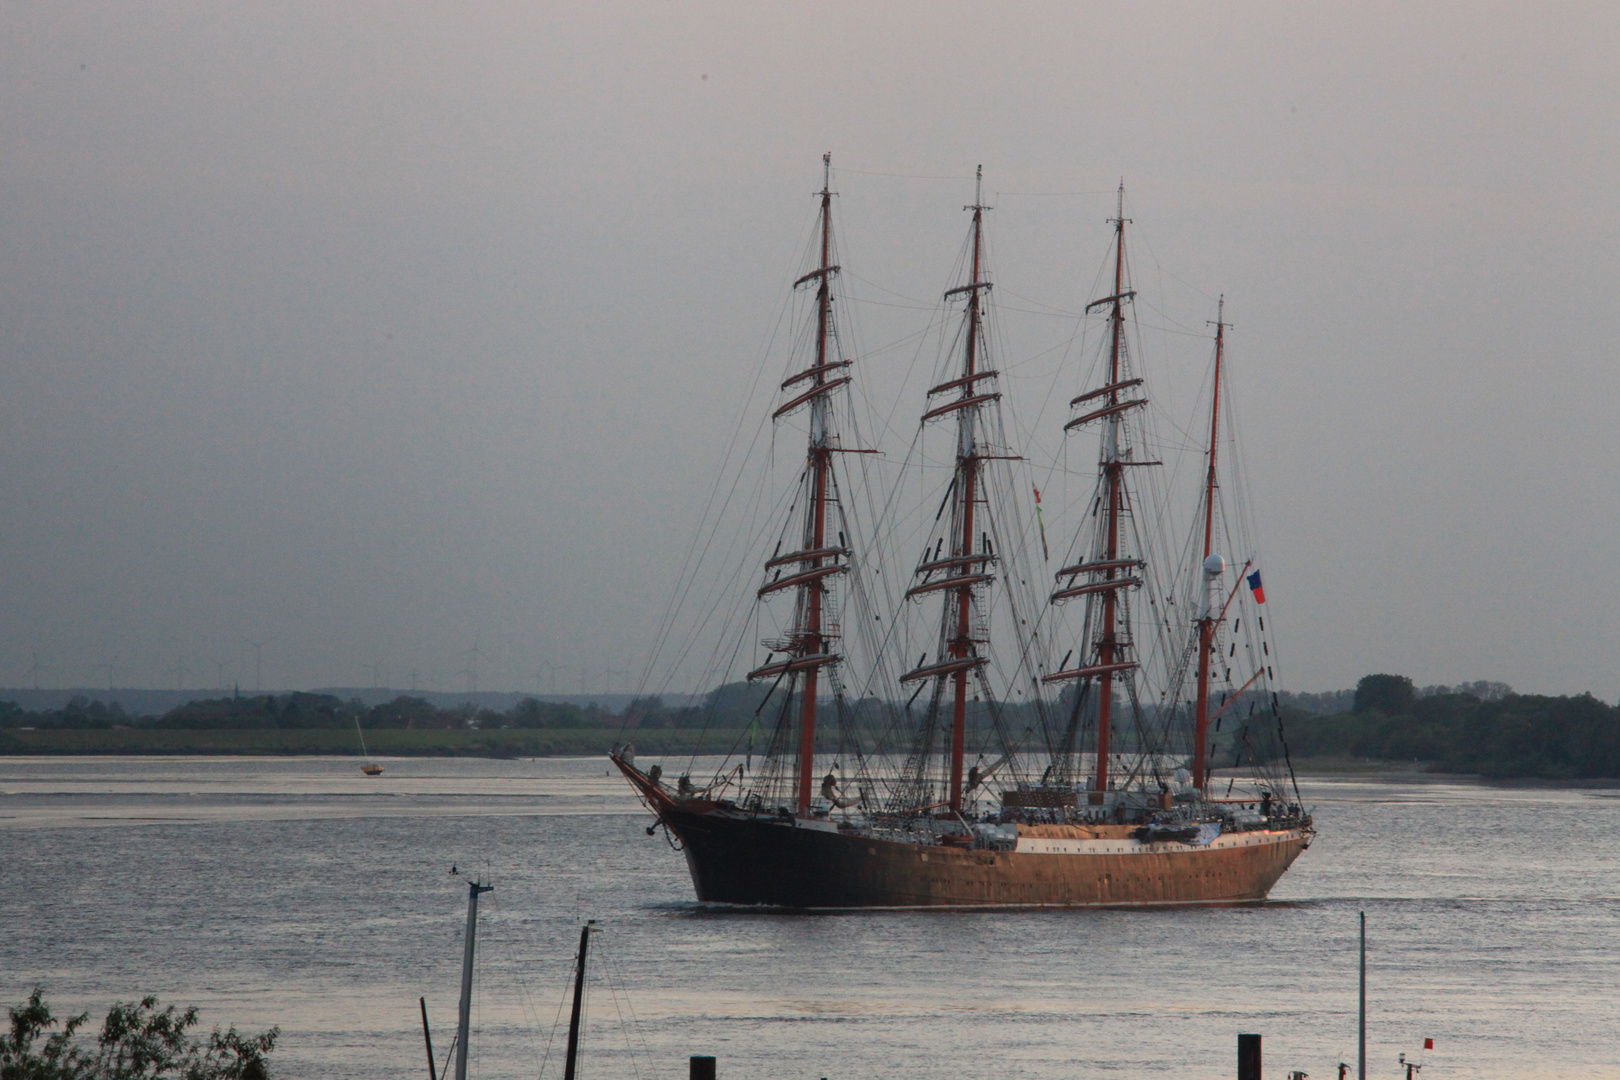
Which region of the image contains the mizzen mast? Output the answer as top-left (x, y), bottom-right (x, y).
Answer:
top-left (1192, 297), bottom-right (1229, 791)
top-left (900, 166), bottom-right (1000, 816)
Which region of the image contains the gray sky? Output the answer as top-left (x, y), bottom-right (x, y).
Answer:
top-left (2, 3), bottom-right (1617, 698)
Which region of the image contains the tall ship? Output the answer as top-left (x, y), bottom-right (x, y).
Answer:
top-left (612, 158), bottom-right (1311, 908)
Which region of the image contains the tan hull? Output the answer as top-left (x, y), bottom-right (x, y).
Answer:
top-left (665, 805), bottom-right (1310, 908)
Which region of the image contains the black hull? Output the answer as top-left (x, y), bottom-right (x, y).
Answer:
top-left (662, 805), bottom-right (1308, 909)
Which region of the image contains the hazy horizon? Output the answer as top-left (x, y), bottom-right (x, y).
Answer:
top-left (4, 4), bottom-right (1617, 699)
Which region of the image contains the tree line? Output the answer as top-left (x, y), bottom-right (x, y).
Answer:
top-left (1281, 674), bottom-right (1620, 779)
top-left (6, 674), bottom-right (1620, 779)
top-left (0, 683), bottom-right (780, 733)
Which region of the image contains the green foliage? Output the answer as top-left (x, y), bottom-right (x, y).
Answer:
top-left (1, 988), bottom-right (277, 1080)
top-left (1287, 677), bottom-right (1620, 778)
top-left (155, 693), bottom-right (362, 731)
top-left (1449, 693), bottom-right (1620, 779)
top-left (491, 698), bottom-right (591, 729)
top-left (0, 693), bottom-right (625, 734)
top-left (1353, 674), bottom-right (1417, 716)
top-left (363, 696), bottom-right (469, 730)
top-left (0, 697), bottom-right (132, 731)
top-left (701, 682), bottom-right (771, 727)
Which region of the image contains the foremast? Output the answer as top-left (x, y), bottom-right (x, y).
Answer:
top-left (1045, 183), bottom-right (1146, 797)
top-left (898, 167), bottom-right (1008, 817)
top-left (748, 153), bottom-right (850, 814)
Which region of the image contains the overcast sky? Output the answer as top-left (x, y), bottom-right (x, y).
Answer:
top-left (2, 3), bottom-right (1617, 698)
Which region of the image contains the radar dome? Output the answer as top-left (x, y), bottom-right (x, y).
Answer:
top-left (1203, 553), bottom-right (1226, 576)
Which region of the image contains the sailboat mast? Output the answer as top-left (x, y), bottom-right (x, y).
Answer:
top-left (1093, 184), bottom-right (1128, 795)
top-left (562, 922), bottom-right (591, 1080)
top-left (795, 152), bottom-right (835, 814)
top-left (453, 877), bottom-right (492, 1080)
top-left (1193, 297), bottom-right (1226, 789)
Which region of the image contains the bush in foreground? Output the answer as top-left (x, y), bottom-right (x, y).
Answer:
top-left (1, 988), bottom-right (277, 1080)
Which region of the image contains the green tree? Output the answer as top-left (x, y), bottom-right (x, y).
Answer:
top-left (1353, 674), bottom-right (1416, 716)
top-left (1, 988), bottom-right (277, 1080)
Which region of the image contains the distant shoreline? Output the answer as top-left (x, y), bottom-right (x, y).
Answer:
top-left (5, 731), bottom-right (1620, 785)
top-left (0, 726), bottom-right (636, 757)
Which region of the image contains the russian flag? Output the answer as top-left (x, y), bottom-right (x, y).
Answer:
top-left (1247, 570), bottom-right (1266, 604)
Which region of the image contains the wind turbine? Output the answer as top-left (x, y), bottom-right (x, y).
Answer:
top-left (168, 654), bottom-right (194, 691)
top-left (539, 661), bottom-right (567, 696)
top-left (459, 637), bottom-right (482, 696)
top-left (206, 655), bottom-right (233, 692)
top-left (28, 653), bottom-right (49, 691)
top-left (363, 659), bottom-right (386, 690)
top-left (242, 638), bottom-right (273, 694)
top-left (94, 652), bottom-right (120, 693)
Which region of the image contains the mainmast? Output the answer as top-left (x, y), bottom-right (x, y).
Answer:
top-left (1044, 182), bottom-right (1144, 798)
top-left (1193, 297), bottom-right (1228, 790)
top-left (1093, 187), bottom-right (1128, 795)
top-left (749, 153), bottom-right (849, 815)
top-left (796, 154), bottom-right (835, 815)
top-left (901, 166), bottom-right (999, 816)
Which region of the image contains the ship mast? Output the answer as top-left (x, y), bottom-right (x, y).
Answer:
top-left (1092, 185), bottom-right (1129, 795)
top-left (899, 166), bottom-right (999, 816)
top-left (793, 154), bottom-right (835, 814)
top-left (1043, 181), bottom-right (1144, 798)
top-left (1193, 297), bottom-right (1228, 790)
top-left (744, 154), bottom-right (851, 815)
top-left (947, 167), bottom-right (988, 814)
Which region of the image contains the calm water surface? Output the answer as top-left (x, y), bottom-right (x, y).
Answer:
top-left (2, 756), bottom-right (1617, 1079)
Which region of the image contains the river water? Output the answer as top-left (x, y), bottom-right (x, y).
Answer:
top-left (2, 756), bottom-right (1617, 1080)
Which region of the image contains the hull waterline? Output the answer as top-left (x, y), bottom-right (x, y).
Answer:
top-left (615, 756), bottom-right (1309, 910)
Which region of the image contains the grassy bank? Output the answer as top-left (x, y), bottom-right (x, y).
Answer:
top-left (0, 726), bottom-right (736, 757)
top-left (0, 728), bottom-right (1485, 775)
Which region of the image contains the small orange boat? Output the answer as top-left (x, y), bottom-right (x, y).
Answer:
top-left (354, 717), bottom-right (384, 776)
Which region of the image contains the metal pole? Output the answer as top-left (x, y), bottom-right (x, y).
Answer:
top-left (1238, 1033), bottom-right (1262, 1080)
top-left (1359, 909), bottom-right (1367, 1080)
top-left (420, 997), bottom-right (437, 1080)
top-left (455, 879), bottom-right (493, 1080)
top-left (563, 923), bottom-right (593, 1080)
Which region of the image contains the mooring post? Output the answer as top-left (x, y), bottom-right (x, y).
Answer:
top-left (689, 1055), bottom-right (716, 1080)
top-left (1239, 1033), bottom-right (1262, 1080)
top-left (1359, 910), bottom-right (1367, 1080)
